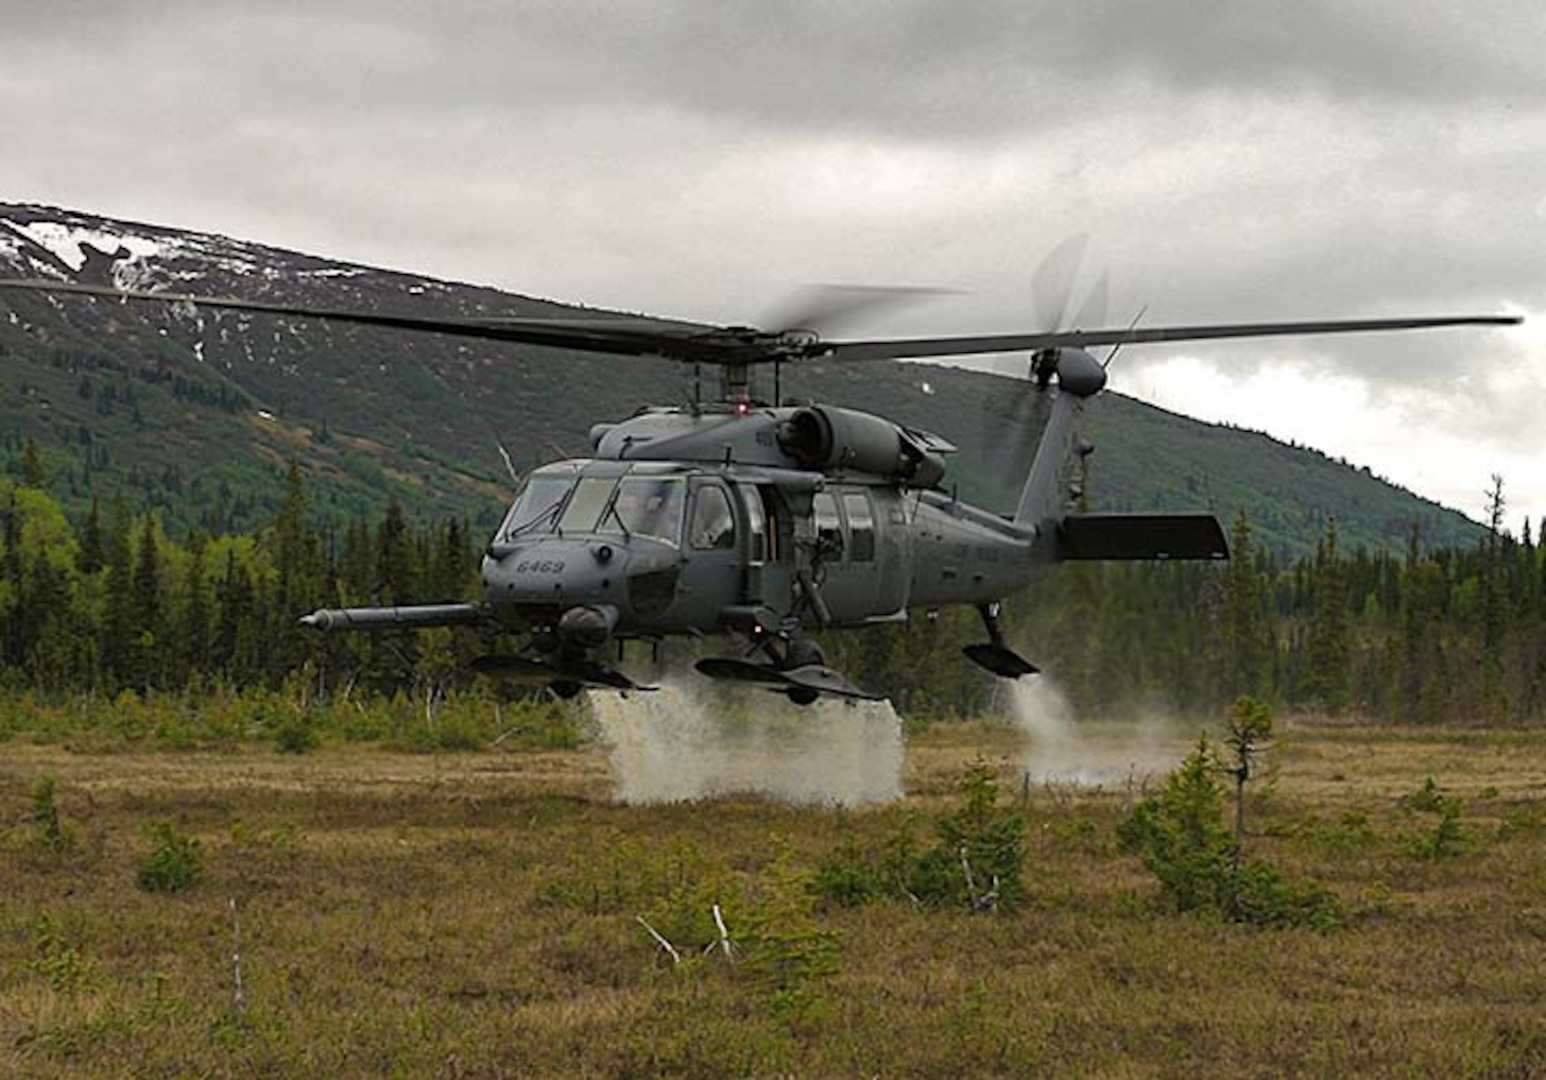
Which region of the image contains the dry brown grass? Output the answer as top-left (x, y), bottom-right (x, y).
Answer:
top-left (3, 717), bottom-right (1545, 1078)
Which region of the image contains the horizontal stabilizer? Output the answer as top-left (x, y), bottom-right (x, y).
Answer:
top-left (1059, 514), bottom-right (1229, 561)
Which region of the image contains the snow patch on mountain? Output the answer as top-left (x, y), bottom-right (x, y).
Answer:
top-left (2, 211), bottom-right (276, 291)
top-left (9, 220), bottom-right (169, 272)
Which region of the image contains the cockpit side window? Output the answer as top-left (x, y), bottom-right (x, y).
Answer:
top-left (607, 477), bottom-right (686, 543)
top-left (500, 474), bottom-right (577, 538)
top-left (689, 485), bottom-right (736, 550)
top-left (813, 491), bottom-right (844, 558)
top-left (557, 477), bottom-right (619, 533)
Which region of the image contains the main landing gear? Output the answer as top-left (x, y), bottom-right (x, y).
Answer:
top-left (962, 602), bottom-right (1039, 679)
top-left (695, 628), bottom-right (881, 705)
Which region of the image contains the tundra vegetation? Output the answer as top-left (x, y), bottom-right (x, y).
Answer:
top-left (3, 715), bottom-right (1546, 1077)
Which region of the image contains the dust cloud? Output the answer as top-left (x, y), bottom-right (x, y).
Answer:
top-left (588, 677), bottom-right (904, 806)
top-left (1002, 678), bottom-right (1194, 788)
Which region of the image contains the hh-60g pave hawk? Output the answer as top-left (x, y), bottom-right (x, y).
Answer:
top-left (0, 272), bottom-right (1520, 704)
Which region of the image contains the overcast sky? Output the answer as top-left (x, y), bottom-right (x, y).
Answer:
top-left (7, 0), bottom-right (1543, 532)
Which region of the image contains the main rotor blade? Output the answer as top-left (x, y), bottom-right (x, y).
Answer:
top-left (825, 314), bottom-right (1522, 363)
top-left (0, 277), bottom-right (1520, 368)
top-left (0, 278), bottom-right (734, 362)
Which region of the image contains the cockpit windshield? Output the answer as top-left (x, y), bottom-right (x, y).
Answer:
top-left (605, 477), bottom-right (686, 543)
top-left (498, 469), bottom-right (579, 539)
top-left (494, 465), bottom-right (688, 544)
top-left (557, 477), bottom-right (619, 533)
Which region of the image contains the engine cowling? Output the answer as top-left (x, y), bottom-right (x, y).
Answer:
top-left (777, 405), bottom-right (945, 488)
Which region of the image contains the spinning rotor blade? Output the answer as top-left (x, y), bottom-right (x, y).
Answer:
top-left (1032, 234), bottom-right (1090, 333)
top-left (762, 283), bottom-right (952, 338)
top-left (1072, 270), bottom-right (1109, 334)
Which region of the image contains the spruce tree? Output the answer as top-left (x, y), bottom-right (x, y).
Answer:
top-left (1303, 518), bottom-right (1350, 714)
top-left (375, 499), bottom-right (416, 604)
top-left (102, 498), bottom-right (135, 688)
top-left (19, 438), bottom-right (44, 489)
top-left (1223, 511), bottom-right (1267, 700)
top-left (131, 516), bottom-right (162, 690)
top-left (77, 495), bottom-right (105, 575)
top-left (1480, 475), bottom-right (1508, 721)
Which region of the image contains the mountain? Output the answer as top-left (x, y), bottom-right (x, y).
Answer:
top-left (0, 202), bottom-right (1483, 557)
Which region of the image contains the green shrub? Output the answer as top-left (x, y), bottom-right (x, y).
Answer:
top-left (1399, 777), bottom-right (1468, 859)
top-left (1231, 860), bottom-right (1344, 931)
top-left (741, 846), bottom-right (842, 1023)
top-left (1402, 805), bottom-right (1468, 859)
top-left (273, 710), bottom-right (320, 754)
top-left (814, 762), bottom-right (1026, 912)
top-left (137, 822), bottom-right (204, 893)
top-left (932, 761), bottom-right (1026, 910)
top-left (29, 912), bottom-right (98, 995)
top-left (1120, 736), bottom-right (1341, 929)
top-left (1401, 776), bottom-right (1457, 815)
top-left (1117, 737), bottom-right (1233, 913)
top-left (31, 775), bottom-right (72, 854)
top-left (811, 838), bottom-right (892, 907)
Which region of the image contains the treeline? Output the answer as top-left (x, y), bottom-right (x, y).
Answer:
top-left (0, 457), bottom-right (488, 698)
top-left (2, 457), bottom-right (1543, 724)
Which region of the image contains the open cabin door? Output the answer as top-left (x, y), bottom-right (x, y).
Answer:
top-left (738, 482), bottom-right (793, 616)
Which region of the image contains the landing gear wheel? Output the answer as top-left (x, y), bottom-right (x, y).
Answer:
top-left (786, 686), bottom-right (820, 707)
top-left (784, 637), bottom-right (825, 669)
top-left (550, 680), bottom-right (583, 700)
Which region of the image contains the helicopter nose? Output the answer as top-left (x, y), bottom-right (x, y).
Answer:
top-left (483, 540), bottom-right (623, 606)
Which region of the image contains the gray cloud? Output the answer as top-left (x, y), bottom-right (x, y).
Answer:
top-left (17, 2), bottom-right (1546, 132)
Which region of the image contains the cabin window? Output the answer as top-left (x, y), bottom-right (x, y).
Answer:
top-left (607, 477), bottom-right (686, 543)
top-left (843, 492), bottom-right (875, 562)
top-left (813, 492), bottom-right (844, 558)
top-left (557, 477), bottom-right (618, 533)
top-left (689, 485), bottom-right (736, 550)
top-left (501, 473), bottom-right (577, 537)
top-left (738, 483), bottom-right (767, 562)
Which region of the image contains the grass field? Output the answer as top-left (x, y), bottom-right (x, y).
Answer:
top-left (3, 704), bottom-right (1546, 1078)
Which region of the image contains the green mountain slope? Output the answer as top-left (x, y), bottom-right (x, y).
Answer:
top-left (0, 203), bottom-right (1482, 556)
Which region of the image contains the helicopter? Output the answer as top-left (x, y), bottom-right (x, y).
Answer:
top-left (0, 274), bottom-right (1521, 704)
